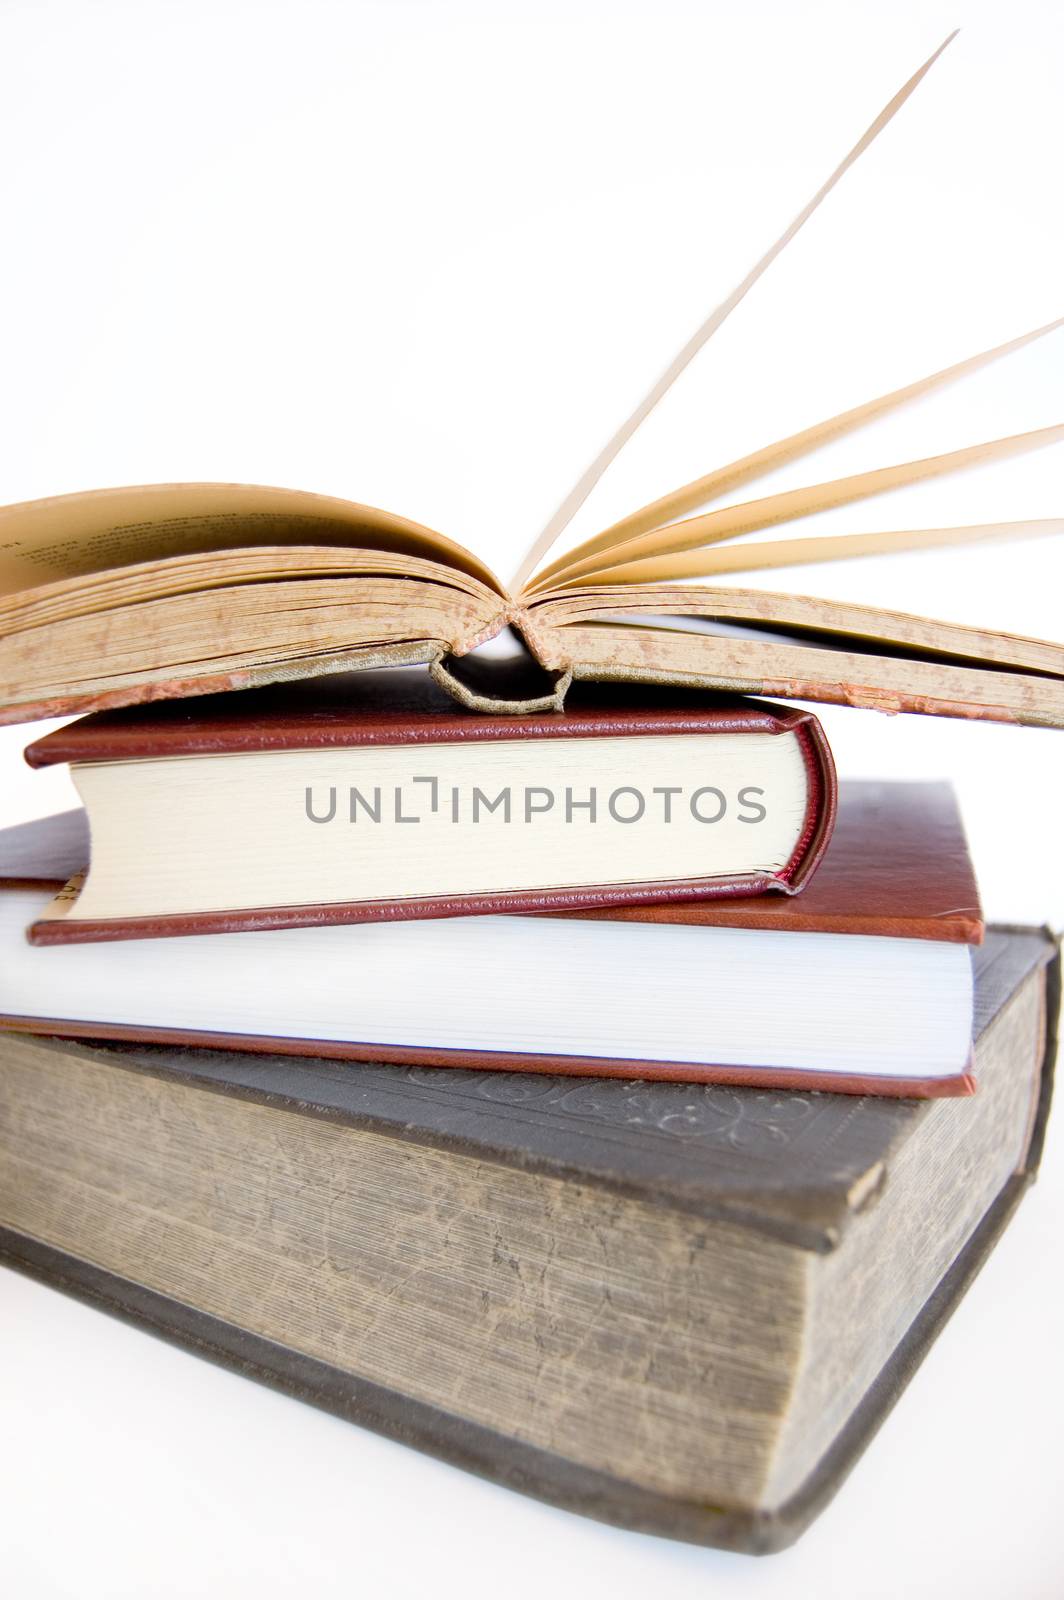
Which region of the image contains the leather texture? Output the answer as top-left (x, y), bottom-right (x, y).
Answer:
top-left (24, 677), bottom-right (837, 942)
top-left (571, 778), bottom-right (983, 944)
top-left (10, 779), bottom-right (976, 954)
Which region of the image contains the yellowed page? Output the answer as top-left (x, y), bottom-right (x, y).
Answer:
top-left (530, 613), bottom-right (1064, 727)
top-left (531, 583), bottom-right (1064, 676)
top-left (0, 546), bottom-right (494, 634)
top-left (531, 423), bottom-right (1064, 591)
top-left (0, 575), bottom-right (497, 725)
top-left (0, 482), bottom-right (504, 597)
top-left (544, 518), bottom-right (1064, 587)
top-left (531, 316), bottom-right (1064, 586)
top-left (510, 34), bottom-right (958, 591)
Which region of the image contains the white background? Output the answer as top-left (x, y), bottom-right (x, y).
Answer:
top-left (1, 1), bottom-right (1062, 1595)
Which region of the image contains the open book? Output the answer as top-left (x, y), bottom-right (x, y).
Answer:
top-left (2, 35), bottom-right (1062, 730)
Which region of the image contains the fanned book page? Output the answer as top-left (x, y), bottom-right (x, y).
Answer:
top-left (0, 33), bottom-right (1062, 728)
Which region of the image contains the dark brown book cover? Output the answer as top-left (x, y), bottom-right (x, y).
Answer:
top-left (24, 678), bottom-right (836, 943)
top-left (0, 927), bottom-right (1056, 1553)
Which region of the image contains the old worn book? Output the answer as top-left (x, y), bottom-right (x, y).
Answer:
top-left (22, 676), bottom-right (836, 938)
top-left (0, 782), bottom-right (982, 1095)
top-left (0, 927), bottom-right (1055, 1552)
top-left (1, 38), bottom-right (1062, 731)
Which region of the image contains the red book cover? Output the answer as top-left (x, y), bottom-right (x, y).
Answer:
top-left (22, 679), bottom-right (836, 943)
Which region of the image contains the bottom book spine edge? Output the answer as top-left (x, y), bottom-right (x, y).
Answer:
top-left (0, 1165), bottom-right (1033, 1556)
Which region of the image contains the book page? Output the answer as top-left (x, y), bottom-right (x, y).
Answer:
top-left (528, 316), bottom-right (1064, 588)
top-left (529, 608), bottom-right (1064, 727)
top-left (529, 424), bottom-right (1064, 592)
top-left (0, 483), bottom-right (503, 596)
top-left (0, 574), bottom-right (499, 725)
top-left (0, 546), bottom-right (498, 634)
top-left (533, 585), bottom-right (1064, 675)
top-left (510, 35), bottom-right (958, 591)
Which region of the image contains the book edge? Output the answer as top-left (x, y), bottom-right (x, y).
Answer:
top-left (6, 642), bottom-right (1064, 732)
top-left (0, 928), bottom-right (1048, 1251)
top-left (23, 694), bottom-right (813, 766)
top-left (565, 658), bottom-right (1064, 731)
top-left (0, 1160), bottom-right (1040, 1556)
top-left (25, 868), bottom-right (814, 944)
top-left (0, 1014), bottom-right (978, 1102)
top-left (0, 929), bottom-right (1052, 1551)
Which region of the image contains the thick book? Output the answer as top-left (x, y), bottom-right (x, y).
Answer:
top-left (0, 40), bottom-right (1062, 732)
top-left (23, 676), bottom-right (836, 938)
top-left (0, 927), bottom-right (1056, 1552)
top-left (0, 781), bottom-right (983, 1095)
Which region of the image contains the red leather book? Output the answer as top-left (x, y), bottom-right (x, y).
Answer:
top-left (22, 674), bottom-right (836, 944)
top-left (568, 778), bottom-right (981, 943)
top-left (0, 780), bottom-right (981, 1096)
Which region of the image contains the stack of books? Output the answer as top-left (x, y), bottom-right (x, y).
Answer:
top-left (0, 37), bottom-right (1060, 1553)
top-left (0, 669), bottom-right (1057, 1554)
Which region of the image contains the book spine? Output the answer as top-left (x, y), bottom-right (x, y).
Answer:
top-left (774, 711), bottom-right (837, 893)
